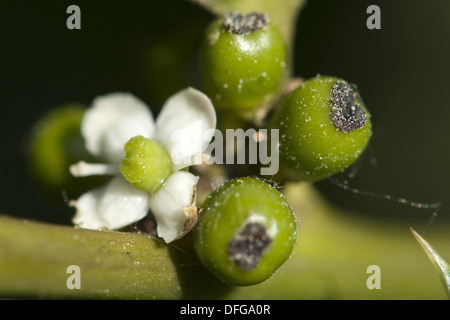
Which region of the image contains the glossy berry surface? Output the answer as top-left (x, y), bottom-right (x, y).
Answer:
top-left (200, 11), bottom-right (287, 116)
top-left (194, 177), bottom-right (297, 286)
top-left (272, 75), bottom-right (372, 181)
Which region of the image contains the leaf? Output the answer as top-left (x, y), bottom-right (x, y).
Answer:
top-left (411, 227), bottom-right (450, 299)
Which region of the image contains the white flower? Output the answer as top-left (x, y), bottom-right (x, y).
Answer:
top-left (69, 87), bottom-right (216, 243)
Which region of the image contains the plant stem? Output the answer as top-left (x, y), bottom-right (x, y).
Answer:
top-left (0, 215), bottom-right (182, 299)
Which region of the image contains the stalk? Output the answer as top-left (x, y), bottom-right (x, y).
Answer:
top-left (0, 215), bottom-right (182, 299)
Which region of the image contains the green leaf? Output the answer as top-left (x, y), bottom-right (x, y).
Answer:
top-left (411, 228), bottom-right (450, 299)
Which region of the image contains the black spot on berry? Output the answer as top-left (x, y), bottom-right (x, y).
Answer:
top-left (228, 222), bottom-right (272, 271)
top-left (331, 81), bottom-right (367, 133)
top-left (223, 11), bottom-right (270, 35)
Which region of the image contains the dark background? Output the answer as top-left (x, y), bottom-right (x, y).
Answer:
top-left (1, 0), bottom-right (449, 228)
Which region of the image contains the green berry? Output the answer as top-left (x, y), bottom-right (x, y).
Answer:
top-left (119, 135), bottom-right (173, 193)
top-left (272, 75), bottom-right (372, 181)
top-left (201, 11), bottom-right (287, 116)
top-left (194, 177), bottom-right (297, 286)
top-left (28, 105), bottom-right (105, 201)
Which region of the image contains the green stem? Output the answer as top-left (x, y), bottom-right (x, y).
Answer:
top-left (0, 215), bottom-right (182, 299)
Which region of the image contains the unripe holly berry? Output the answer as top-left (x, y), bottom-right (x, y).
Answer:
top-left (201, 11), bottom-right (287, 117)
top-left (28, 105), bottom-right (106, 202)
top-left (194, 177), bottom-right (297, 286)
top-left (272, 75), bottom-right (372, 181)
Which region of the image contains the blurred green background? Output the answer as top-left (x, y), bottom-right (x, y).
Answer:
top-left (0, 0), bottom-right (449, 299)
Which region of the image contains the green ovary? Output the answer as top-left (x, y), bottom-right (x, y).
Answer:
top-left (119, 135), bottom-right (173, 193)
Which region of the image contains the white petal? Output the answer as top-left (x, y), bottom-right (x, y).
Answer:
top-left (82, 92), bottom-right (156, 164)
top-left (154, 87), bottom-right (216, 170)
top-left (71, 176), bottom-right (150, 230)
top-left (69, 161), bottom-right (118, 177)
top-left (148, 171), bottom-right (199, 243)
